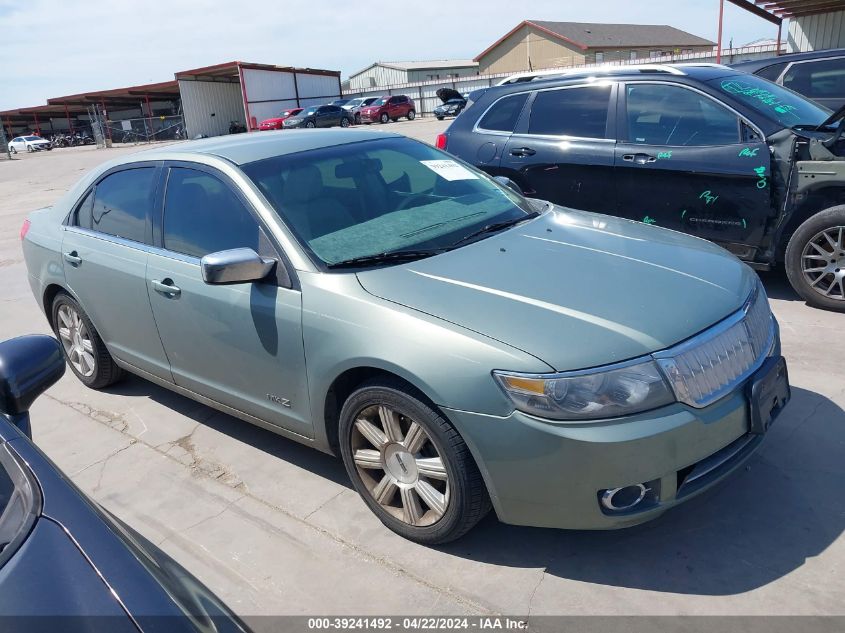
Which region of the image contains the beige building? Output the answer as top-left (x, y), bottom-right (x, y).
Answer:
top-left (475, 20), bottom-right (715, 75)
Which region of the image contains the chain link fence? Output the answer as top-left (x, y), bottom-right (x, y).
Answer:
top-left (103, 114), bottom-right (185, 145)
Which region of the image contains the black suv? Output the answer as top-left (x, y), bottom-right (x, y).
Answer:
top-left (733, 49), bottom-right (845, 111)
top-left (438, 64), bottom-right (845, 311)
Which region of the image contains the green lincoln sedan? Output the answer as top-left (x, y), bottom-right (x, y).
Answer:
top-left (21, 129), bottom-right (791, 543)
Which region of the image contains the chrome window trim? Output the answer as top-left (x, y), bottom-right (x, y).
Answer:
top-left (63, 226), bottom-right (200, 265)
top-left (775, 55), bottom-right (845, 84)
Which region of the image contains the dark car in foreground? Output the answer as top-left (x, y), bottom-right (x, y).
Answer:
top-left (0, 335), bottom-right (250, 631)
top-left (22, 129), bottom-right (790, 543)
top-left (258, 108), bottom-right (303, 131)
top-left (283, 104), bottom-right (352, 129)
top-left (732, 49), bottom-right (845, 110)
top-left (439, 63), bottom-right (845, 311)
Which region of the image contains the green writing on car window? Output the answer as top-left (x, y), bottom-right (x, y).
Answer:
top-left (720, 81), bottom-right (799, 118)
top-left (642, 215), bottom-right (657, 225)
top-left (657, 151), bottom-right (672, 160)
top-left (738, 147), bottom-right (759, 157)
top-left (699, 191), bottom-right (719, 205)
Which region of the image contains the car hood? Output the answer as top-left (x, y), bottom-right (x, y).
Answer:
top-left (260, 118), bottom-right (284, 125)
top-left (356, 208), bottom-right (756, 371)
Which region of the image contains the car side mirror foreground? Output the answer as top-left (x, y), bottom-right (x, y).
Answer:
top-left (200, 248), bottom-right (276, 285)
top-left (0, 335), bottom-right (65, 437)
top-left (493, 176), bottom-right (524, 196)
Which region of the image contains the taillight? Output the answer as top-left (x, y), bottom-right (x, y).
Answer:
top-left (20, 219), bottom-right (30, 241)
top-left (435, 133), bottom-right (448, 150)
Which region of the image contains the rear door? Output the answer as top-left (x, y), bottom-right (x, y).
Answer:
top-left (61, 164), bottom-right (172, 379)
top-left (499, 83), bottom-right (617, 213)
top-left (461, 91), bottom-right (530, 173)
top-left (614, 82), bottom-right (771, 258)
top-left (145, 163), bottom-right (311, 437)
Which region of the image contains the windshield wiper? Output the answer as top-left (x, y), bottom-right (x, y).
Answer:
top-left (327, 248), bottom-right (445, 269)
top-left (449, 212), bottom-right (539, 248)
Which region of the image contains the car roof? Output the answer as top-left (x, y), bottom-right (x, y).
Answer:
top-left (732, 48), bottom-right (845, 72)
top-left (135, 128), bottom-right (402, 165)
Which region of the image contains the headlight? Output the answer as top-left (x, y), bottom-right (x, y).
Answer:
top-left (493, 359), bottom-right (674, 421)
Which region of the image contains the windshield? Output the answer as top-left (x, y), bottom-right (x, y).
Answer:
top-left (23, 136), bottom-right (41, 141)
top-left (347, 99), bottom-right (363, 107)
top-left (242, 137), bottom-right (534, 267)
top-left (373, 98), bottom-right (387, 106)
top-left (333, 100), bottom-right (349, 106)
top-left (709, 74), bottom-right (831, 127)
top-left (302, 106), bottom-right (318, 116)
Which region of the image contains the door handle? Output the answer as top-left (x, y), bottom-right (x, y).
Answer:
top-left (151, 279), bottom-right (181, 297)
top-left (622, 153), bottom-right (657, 165)
top-left (510, 147), bottom-right (536, 157)
top-left (63, 251), bottom-right (82, 266)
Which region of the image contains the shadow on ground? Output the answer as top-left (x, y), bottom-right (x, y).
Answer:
top-left (438, 386), bottom-right (843, 596)
top-left (758, 268), bottom-right (801, 302)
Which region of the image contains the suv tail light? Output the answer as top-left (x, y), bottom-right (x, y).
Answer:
top-left (435, 133), bottom-right (448, 150)
top-left (20, 219), bottom-right (30, 241)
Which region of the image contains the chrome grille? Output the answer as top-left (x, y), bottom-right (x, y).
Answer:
top-left (654, 283), bottom-right (775, 408)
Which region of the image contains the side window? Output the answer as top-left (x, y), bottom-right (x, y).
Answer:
top-left (91, 167), bottom-right (156, 243)
top-left (477, 93), bottom-right (529, 132)
top-left (782, 58), bottom-right (845, 99)
top-left (163, 167), bottom-right (259, 259)
top-left (756, 62), bottom-right (789, 82)
top-left (527, 85), bottom-right (611, 138)
top-left (625, 84), bottom-right (741, 146)
top-left (74, 191), bottom-right (94, 229)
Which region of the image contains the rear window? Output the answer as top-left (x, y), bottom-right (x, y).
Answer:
top-left (91, 167), bottom-right (156, 243)
top-left (782, 57), bottom-right (845, 99)
top-left (477, 93), bottom-right (529, 132)
top-left (528, 85), bottom-right (611, 138)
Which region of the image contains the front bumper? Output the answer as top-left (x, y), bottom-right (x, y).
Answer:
top-left (445, 339), bottom-right (786, 530)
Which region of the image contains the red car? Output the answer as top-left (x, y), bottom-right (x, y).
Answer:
top-left (258, 108), bottom-right (304, 130)
top-left (358, 95), bottom-right (416, 124)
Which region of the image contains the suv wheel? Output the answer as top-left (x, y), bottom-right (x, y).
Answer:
top-left (379, 113), bottom-right (389, 124)
top-left (305, 120), bottom-right (316, 128)
top-left (340, 117), bottom-right (350, 128)
top-left (52, 292), bottom-right (125, 388)
top-left (785, 205), bottom-right (845, 311)
top-left (407, 110), bottom-right (416, 121)
top-left (338, 378), bottom-right (491, 544)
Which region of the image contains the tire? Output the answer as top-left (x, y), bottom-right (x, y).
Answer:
top-left (380, 113), bottom-right (389, 124)
top-left (339, 377), bottom-right (491, 544)
top-left (26, 145), bottom-right (33, 153)
top-left (305, 121), bottom-right (316, 128)
top-left (9, 146), bottom-right (16, 154)
top-left (785, 205), bottom-right (845, 311)
top-left (436, 116), bottom-right (444, 121)
top-left (407, 110), bottom-right (416, 121)
top-left (51, 292), bottom-right (124, 388)
top-left (340, 117), bottom-right (350, 128)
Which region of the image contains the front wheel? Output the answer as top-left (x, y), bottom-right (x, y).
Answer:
top-left (380, 113), bottom-right (389, 124)
top-left (305, 120), bottom-right (316, 128)
top-left (26, 145), bottom-right (33, 153)
top-left (9, 146), bottom-right (16, 154)
top-left (785, 205), bottom-right (845, 311)
top-left (339, 378), bottom-right (491, 544)
top-left (340, 117), bottom-right (350, 128)
top-left (51, 292), bottom-right (124, 388)
top-left (407, 110), bottom-right (415, 120)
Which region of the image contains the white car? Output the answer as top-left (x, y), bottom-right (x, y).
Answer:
top-left (8, 135), bottom-right (51, 154)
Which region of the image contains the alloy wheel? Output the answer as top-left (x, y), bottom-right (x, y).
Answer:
top-left (801, 225), bottom-right (845, 301)
top-left (57, 304), bottom-right (96, 377)
top-left (351, 404), bottom-right (450, 527)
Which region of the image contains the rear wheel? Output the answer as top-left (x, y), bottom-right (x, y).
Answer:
top-left (339, 378), bottom-right (491, 544)
top-left (380, 113), bottom-right (389, 124)
top-left (407, 110), bottom-right (415, 120)
top-left (785, 205), bottom-right (845, 311)
top-left (52, 292), bottom-right (124, 388)
top-left (340, 117), bottom-right (350, 128)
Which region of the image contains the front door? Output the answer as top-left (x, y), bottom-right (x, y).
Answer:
top-left (61, 164), bottom-right (172, 380)
top-left (615, 82), bottom-right (772, 257)
top-left (498, 84), bottom-right (617, 213)
top-left (145, 164), bottom-right (312, 437)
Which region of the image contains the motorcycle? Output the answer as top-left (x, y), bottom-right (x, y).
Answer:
top-left (228, 120), bottom-right (247, 134)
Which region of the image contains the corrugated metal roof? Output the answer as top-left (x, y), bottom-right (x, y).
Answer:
top-left (529, 21), bottom-right (715, 48)
top-left (379, 60), bottom-right (478, 70)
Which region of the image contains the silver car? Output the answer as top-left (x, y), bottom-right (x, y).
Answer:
top-left (21, 129), bottom-right (790, 543)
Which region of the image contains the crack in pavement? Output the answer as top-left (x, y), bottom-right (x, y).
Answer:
top-left (156, 493), bottom-right (247, 548)
top-left (526, 570), bottom-right (546, 626)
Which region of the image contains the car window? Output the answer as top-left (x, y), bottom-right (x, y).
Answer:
top-left (91, 167), bottom-right (156, 243)
top-left (241, 137), bottom-right (534, 267)
top-left (528, 85), bottom-right (611, 138)
top-left (74, 190), bottom-right (94, 229)
top-left (163, 167), bottom-right (259, 259)
top-left (782, 58), bottom-right (845, 99)
top-left (756, 61), bottom-right (789, 82)
top-left (477, 93), bottom-right (529, 132)
top-left (708, 74), bottom-right (830, 127)
top-left (626, 84), bottom-right (740, 146)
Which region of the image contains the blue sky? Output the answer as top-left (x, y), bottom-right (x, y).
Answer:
top-left (0, 0), bottom-right (782, 110)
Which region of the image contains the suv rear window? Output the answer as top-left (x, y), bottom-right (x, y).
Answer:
top-left (477, 93), bottom-right (528, 132)
top-left (528, 86), bottom-right (611, 138)
top-left (782, 57), bottom-right (845, 99)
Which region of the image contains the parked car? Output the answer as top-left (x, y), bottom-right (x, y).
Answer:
top-left (258, 108), bottom-right (304, 131)
top-left (359, 95), bottom-right (416, 124)
top-left (330, 99), bottom-right (352, 108)
top-left (0, 334), bottom-right (250, 630)
top-left (283, 104), bottom-right (352, 129)
top-left (346, 97), bottom-right (379, 124)
top-left (439, 63), bottom-right (845, 311)
top-left (8, 135), bottom-right (52, 153)
top-left (434, 98), bottom-right (467, 120)
top-left (21, 129), bottom-right (790, 543)
top-left (732, 49), bottom-right (845, 110)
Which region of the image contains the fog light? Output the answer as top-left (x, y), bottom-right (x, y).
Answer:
top-left (600, 484), bottom-right (649, 512)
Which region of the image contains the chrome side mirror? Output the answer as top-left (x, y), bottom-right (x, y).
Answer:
top-left (200, 248), bottom-right (275, 285)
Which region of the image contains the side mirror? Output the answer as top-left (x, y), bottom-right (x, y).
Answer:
top-left (200, 248), bottom-right (275, 285)
top-left (493, 176), bottom-right (524, 196)
top-left (0, 335), bottom-right (65, 436)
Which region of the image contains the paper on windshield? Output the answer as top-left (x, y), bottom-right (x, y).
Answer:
top-left (420, 160), bottom-right (479, 181)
